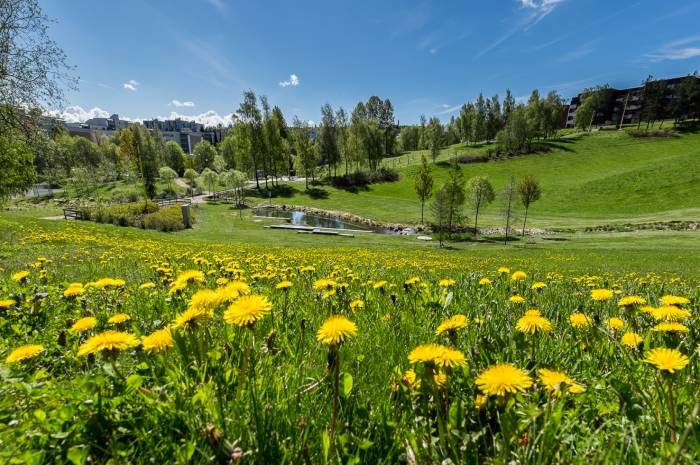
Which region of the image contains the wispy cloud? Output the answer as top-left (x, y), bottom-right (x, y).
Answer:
top-left (50, 105), bottom-right (236, 127)
top-left (123, 79), bottom-right (139, 92)
top-left (208, 0), bottom-right (226, 13)
top-left (557, 41), bottom-right (595, 63)
top-left (475, 0), bottom-right (566, 59)
top-left (170, 99), bottom-right (195, 107)
top-left (645, 35), bottom-right (700, 62)
top-left (437, 103), bottom-right (462, 115)
top-left (279, 74), bottom-right (300, 87)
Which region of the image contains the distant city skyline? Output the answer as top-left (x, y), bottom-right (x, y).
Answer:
top-left (41, 0), bottom-right (700, 125)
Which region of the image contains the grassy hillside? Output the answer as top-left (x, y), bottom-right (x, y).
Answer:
top-left (264, 130), bottom-right (700, 228)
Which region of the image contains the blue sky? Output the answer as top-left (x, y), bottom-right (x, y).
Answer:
top-left (42, 0), bottom-right (700, 126)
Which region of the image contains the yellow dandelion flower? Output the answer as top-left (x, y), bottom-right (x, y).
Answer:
top-left (5, 344), bottom-right (44, 364)
top-left (591, 289), bottom-right (613, 301)
top-left (644, 348), bottom-right (689, 373)
top-left (531, 282), bottom-right (547, 290)
top-left (404, 277), bottom-right (420, 286)
top-left (175, 269), bottom-right (205, 285)
top-left (139, 282), bottom-right (156, 290)
top-left (407, 343), bottom-right (466, 368)
top-left (70, 316), bottom-right (97, 334)
top-left (11, 271), bottom-right (30, 282)
top-left (497, 267), bottom-right (510, 274)
top-left (276, 280), bottom-right (293, 290)
top-left (569, 313), bottom-right (592, 328)
top-left (172, 307), bottom-right (213, 331)
top-left (349, 299), bottom-right (364, 311)
top-left (618, 295), bottom-right (646, 307)
top-left (516, 314), bottom-right (553, 335)
top-left (438, 278), bottom-right (455, 287)
top-left (511, 271), bottom-right (527, 281)
top-left (436, 314), bottom-right (469, 335)
top-left (475, 394), bottom-right (487, 410)
top-left (223, 295), bottom-right (272, 327)
top-left (77, 331), bottom-right (139, 356)
top-left (433, 372), bottom-right (448, 388)
top-left (607, 317), bottom-right (624, 331)
top-left (402, 369), bottom-right (421, 389)
top-left (217, 281), bottom-right (251, 303)
top-left (141, 328), bottom-right (174, 353)
top-left (373, 280), bottom-right (387, 290)
top-left (509, 295), bottom-right (525, 304)
top-left (316, 315), bottom-right (358, 346)
top-left (476, 363), bottom-right (533, 397)
top-left (537, 368), bottom-right (584, 396)
top-left (108, 313), bottom-right (131, 324)
top-left (651, 305), bottom-right (691, 322)
top-left (0, 299), bottom-right (16, 310)
top-left (660, 295), bottom-right (690, 307)
top-left (621, 331), bottom-right (644, 348)
top-left (479, 277), bottom-right (491, 286)
top-left (434, 347), bottom-right (467, 368)
top-left (63, 283), bottom-right (85, 298)
top-left (652, 322), bottom-right (689, 333)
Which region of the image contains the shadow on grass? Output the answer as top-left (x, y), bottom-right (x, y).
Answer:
top-left (245, 184), bottom-right (299, 199)
top-left (305, 187), bottom-right (329, 199)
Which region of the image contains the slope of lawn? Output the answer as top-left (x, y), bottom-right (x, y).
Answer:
top-left (266, 130), bottom-right (700, 228)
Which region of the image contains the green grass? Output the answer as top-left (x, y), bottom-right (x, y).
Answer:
top-left (262, 130), bottom-right (700, 228)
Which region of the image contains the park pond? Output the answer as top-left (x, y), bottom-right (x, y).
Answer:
top-left (253, 206), bottom-right (386, 233)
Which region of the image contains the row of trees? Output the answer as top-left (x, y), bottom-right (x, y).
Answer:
top-left (413, 155), bottom-right (542, 246)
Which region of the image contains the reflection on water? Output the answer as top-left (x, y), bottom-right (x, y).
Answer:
top-left (255, 207), bottom-right (372, 231)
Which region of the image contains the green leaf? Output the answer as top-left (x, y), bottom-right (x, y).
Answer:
top-left (321, 430), bottom-right (330, 464)
top-left (126, 374), bottom-right (143, 393)
top-left (33, 409), bottom-right (46, 423)
top-left (340, 372), bottom-right (353, 398)
top-left (67, 446), bottom-right (88, 465)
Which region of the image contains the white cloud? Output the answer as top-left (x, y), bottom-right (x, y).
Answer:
top-left (49, 106), bottom-right (111, 123)
top-left (645, 35), bottom-right (700, 62)
top-left (123, 79), bottom-right (139, 91)
top-left (170, 99), bottom-right (195, 107)
top-left (437, 104), bottom-right (462, 115)
top-left (279, 74), bottom-right (300, 87)
top-left (48, 106), bottom-right (236, 127)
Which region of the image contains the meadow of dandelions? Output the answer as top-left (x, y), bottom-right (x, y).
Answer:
top-left (1, 234), bottom-right (699, 464)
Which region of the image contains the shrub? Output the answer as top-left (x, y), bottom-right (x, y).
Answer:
top-left (143, 205), bottom-right (189, 232)
top-left (328, 167), bottom-right (399, 188)
top-left (626, 128), bottom-right (679, 138)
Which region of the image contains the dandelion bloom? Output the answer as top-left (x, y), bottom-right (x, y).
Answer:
top-left (172, 307), bottom-right (213, 331)
top-left (591, 289), bottom-right (613, 302)
top-left (402, 369), bottom-right (421, 389)
top-left (408, 343), bottom-right (466, 368)
top-left (316, 315), bottom-right (358, 346)
top-left (621, 332), bottom-right (643, 348)
top-left (5, 344), bottom-right (44, 364)
top-left (509, 295), bottom-right (525, 304)
top-left (70, 317), bottom-right (98, 334)
top-left (537, 369), bottom-right (584, 396)
top-left (652, 322), bottom-right (689, 333)
top-left (190, 289), bottom-right (225, 311)
top-left (606, 317), bottom-right (624, 331)
top-left (175, 269), bottom-right (205, 285)
top-left (651, 306), bottom-right (691, 322)
top-left (659, 295), bottom-right (690, 307)
top-left (569, 313), bottom-right (592, 329)
top-left (516, 313), bottom-right (553, 335)
top-left (433, 372), bottom-right (448, 388)
top-left (0, 299), bottom-right (16, 310)
top-left (643, 348), bottom-right (689, 373)
top-left (217, 281), bottom-right (251, 303)
top-left (349, 299), bottom-right (364, 311)
top-left (373, 280), bottom-right (387, 290)
top-left (108, 313), bottom-right (131, 324)
top-left (63, 283), bottom-right (85, 298)
top-left (618, 295), bottom-right (646, 307)
top-left (92, 278), bottom-right (125, 289)
top-left (438, 278), bottom-right (455, 287)
top-left (475, 394), bottom-right (486, 410)
top-left (479, 277), bottom-right (491, 286)
top-left (531, 282), bottom-right (547, 290)
top-left (276, 280), bottom-right (293, 291)
top-left (497, 267), bottom-right (510, 274)
top-left (139, 282), bottom-right (156, 290)
top-left (77, 331), bottom-right (139, 356)
top-left (436, 314), bottom-right (469, 336)
top-left (142, 328), bottom-right (174, 353)
top-left (476, 363), bottom-right (533, 396)
top-left (511, 271), bottom-right (527, 281)
top-left (224, 295), bottom-right (272, 327)
top-left (11, 271), bottom-right (30, 282)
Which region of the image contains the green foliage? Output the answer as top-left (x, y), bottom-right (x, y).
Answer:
top-left (413, 155), bottom-right (433, 223)
top-left (164, 141), bottom-right (186, 176)
top-left (0, 131), bottom-right (36, 201)
top-left (466, 176), bottom-right (495, 237)
top-left (142, 205), bottom-right (189, 231)
top-left (193, 140), bottom-right (217, 172)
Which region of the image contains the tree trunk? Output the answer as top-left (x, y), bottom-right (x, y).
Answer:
top-left (522, 206), bottom-right (529, 237)
top-left (474, 205), bottom-right (480, 240)
top-left (420, 200), bottom-right (425, 224)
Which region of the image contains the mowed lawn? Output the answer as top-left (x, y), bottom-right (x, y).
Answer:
top-left (262, 130), bottom-right (700, 228)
